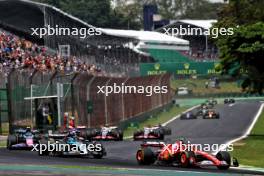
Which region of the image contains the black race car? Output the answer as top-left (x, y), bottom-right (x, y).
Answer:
top-left (224, 98), bottom-right (235, 104)
top-left (180, 112), bottom-right (197, 120)
top-left (196, 104), bottom-right (209, 117)
top-left (133, 125), bottom-right (171, 140)
top-left (205, 99), bottom-right (218, 107)
top-left (7, 127), bottom-right (41, 150)
top-left (203, 109), bottom-right (220, 119)
top-left (85, 126), bottom-right (123, 141)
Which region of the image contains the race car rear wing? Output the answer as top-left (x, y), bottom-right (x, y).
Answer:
top-left (48, 133), bottom-right (66, 139)
top-left (141, 141), bottom-right (166, 148)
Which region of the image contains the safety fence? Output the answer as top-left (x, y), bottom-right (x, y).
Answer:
top-left (5, 69), bottom-right (172, 130)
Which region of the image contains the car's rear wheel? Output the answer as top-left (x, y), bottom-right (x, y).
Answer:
top-left (86, 129), bottom-right (97, 140)
top-left (118, 132), bottom-right (123, 141)
top-left (136, 148), bottom-right (155, 165)
top-left (216, 151), bottom-right (231, 170)
top-left (93, 153), bottom-right (104, 159)
top-left (38, 139), bottom-right (49, 156)
top-left (163, 127), bottom-right (171, 135)
top-left (7, 135), bottom-right (17, 150)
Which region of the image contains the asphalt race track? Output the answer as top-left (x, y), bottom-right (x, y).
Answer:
top-left (0, 101), bottom-right (263, 175)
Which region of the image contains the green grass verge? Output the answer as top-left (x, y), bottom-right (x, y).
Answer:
top-left (123, 106), bottom-right (188, 137)
top-left (0, 122), bottom-right (9, 135)
top-left (0, 140), bottom-right (6, 148)
top-left (53, 165), bottom-right (124, 171)
top-left (232, 107), bottom-right (264, 168)
top-left (171, 78), bottom-right (241, 94)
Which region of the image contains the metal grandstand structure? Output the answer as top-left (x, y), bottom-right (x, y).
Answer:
top-left (0, 0), bottom-right (156, 77)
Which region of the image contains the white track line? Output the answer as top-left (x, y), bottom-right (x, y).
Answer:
top-left (215, 102), bottom-right (264, 154)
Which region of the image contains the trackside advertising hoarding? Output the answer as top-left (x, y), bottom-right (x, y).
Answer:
top-left (140, 62), bottom-right (221, 76)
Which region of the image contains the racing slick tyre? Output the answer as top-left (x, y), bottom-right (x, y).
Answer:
top-left (216, 151), bottom-right (231, 170)
top-left (159, 133), bottom-right (164, 140)
top-left (93, 152), bottom-right (104, 159)
top-left (136, 148), bottom-right (156, 165)
top-left (133, 130), bottom-right (143, 141)
top-left (216, 113), bottom-right (220, 119)
top-left (38, 139), bottom-right (49, 156)
top-left (163, 127), bottom-right (172, 135)
top-left (7, 135), bottom-right (17, 150)
top-left (118, 132), bottom-right (123, 141)
top-left (180, 151), bottom-right (196, 167)
top-left (86, 129), bottom-right (97, 140)
top-left (230, 99), bottom-right (235, 103)
top-left (112, 129), bottom-right (123, 141)
top-left (154, 130), bottom-right (164, 140)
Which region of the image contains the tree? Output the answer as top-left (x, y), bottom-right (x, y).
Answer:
top-left (33, 0), bottom-right (131, 28)
top-left (214, 0), bottom-right (264, 93)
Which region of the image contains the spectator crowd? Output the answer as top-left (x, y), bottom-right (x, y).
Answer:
top-left (0, 29), bottom-right (102, 75)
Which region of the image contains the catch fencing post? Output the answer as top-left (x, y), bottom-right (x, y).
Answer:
top-left (122, 78), bottom-right (129, 121)
top-left (86, 76), bottom-right (95, 128)
top-left (104, 78), bottom-right (112, 125)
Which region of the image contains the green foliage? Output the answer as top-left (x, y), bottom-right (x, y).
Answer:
top-left (114, 0), bottom-right (222, 29)
top-left (214, 0), bottom-right (264, 94)
top-left (34, 0), bottom-right (222, 29)
top-left (33, 0), bottom-right (133, 28)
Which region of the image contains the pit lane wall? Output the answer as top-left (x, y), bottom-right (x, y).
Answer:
top-left (5, 70), bottom-right (172, 129)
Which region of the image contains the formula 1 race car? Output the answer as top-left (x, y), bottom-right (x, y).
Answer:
top-left (196, 105), bottom-right (209, 117)
top-left (133, 125), bottom-right (171, 140)
top-left (205, 99), bottom-right (218, 107)
top-left (85, 126), bottom-right (123, 141)
top-left (224, 98), bottom-right (235, 104)
top-left (136, 139), bottom-right (239, 170)
top-left (7, 127), bottom-right (41, 150)
top-left (38, 130), bottom-right (106, 158)
top-left (180, 112), bottom-right (197, 120)
top-left (202, 109), bottom-right (220, 119)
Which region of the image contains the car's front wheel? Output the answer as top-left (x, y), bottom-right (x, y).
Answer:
top-left (136, 148), bottom-right (156, 165)
top-left (216, 151), bottom-right (231, 170)
top-left (180, 151), bottom-right (196, 167)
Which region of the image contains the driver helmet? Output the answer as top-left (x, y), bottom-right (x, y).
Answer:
top-left (25, 127), bottom-right (31, 133)
top-left (68, 130), bottom-right (77, 138)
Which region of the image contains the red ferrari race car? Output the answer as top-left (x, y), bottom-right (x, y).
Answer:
top-left (203, 109), bottom-right (220, 119)
top-left (133, 125), bottom-right (171, 140)
top-left (136, 139), bottom-right (239, 170)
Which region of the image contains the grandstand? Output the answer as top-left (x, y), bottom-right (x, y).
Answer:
top-left (0, 0), bottom-right (144, 76)
top-left (156, 20), bottom-right (219, 62)
top-left (0, 0), bottom-right (194, 77)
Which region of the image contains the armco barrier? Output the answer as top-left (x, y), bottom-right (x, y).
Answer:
top-left (6, 70), bottom-right (172, 129)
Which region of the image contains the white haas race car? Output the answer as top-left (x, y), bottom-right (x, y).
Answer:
top-left (85, 126), bottom-right (123, 141)
top-left (133, 125), bottom-right (171, 140)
